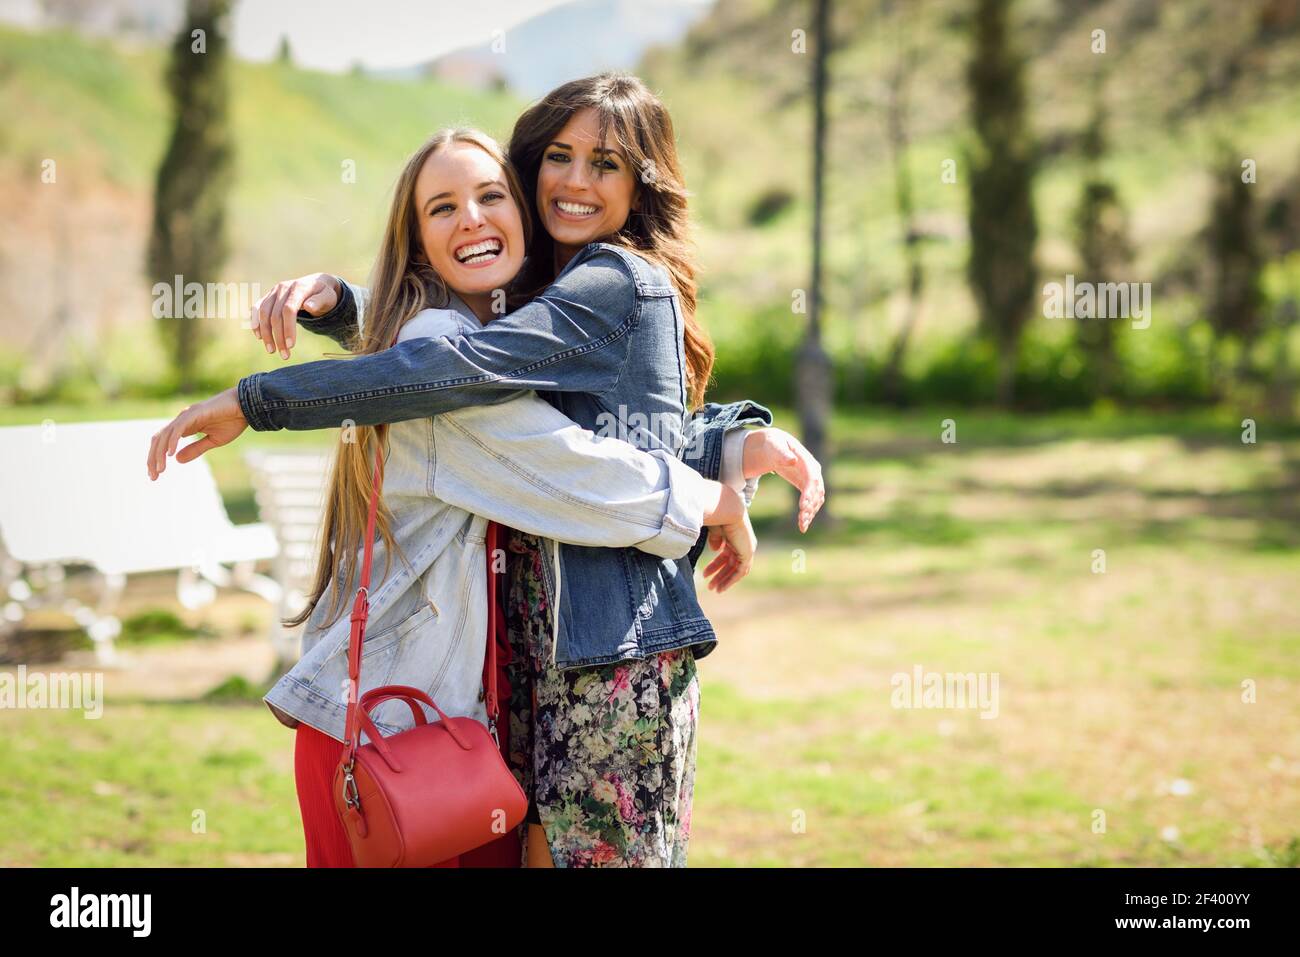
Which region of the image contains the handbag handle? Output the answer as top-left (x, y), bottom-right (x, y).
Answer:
top-left (353, 685), bottom-right (475, 775)
top-left (358, 687), bottom-right (430, 728)
top-left (340, 352), bottom-right (504, 768)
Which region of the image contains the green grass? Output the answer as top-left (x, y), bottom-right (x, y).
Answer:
top-left (3, 407), bottom-right (1297, 865)
top-left (0, 702), bottom-right (302, 867)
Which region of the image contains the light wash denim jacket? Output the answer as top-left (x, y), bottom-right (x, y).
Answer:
top-left (239, 242), bottom-right (773, 671)
top-left (263, 300), bottom-right (724, 742)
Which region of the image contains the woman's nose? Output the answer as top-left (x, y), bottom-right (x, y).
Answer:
top-left (563, 161), bottom-right (592, 191)
top-left (461, 202), bottom-right (487, 229)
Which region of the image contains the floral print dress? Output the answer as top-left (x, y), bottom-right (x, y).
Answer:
top-left (503, 529), bottom-right (701, 867)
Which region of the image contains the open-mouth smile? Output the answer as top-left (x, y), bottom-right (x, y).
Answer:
top-left (553, 199), bottom-right (600, 220)
top-left (453, 237), bottom-right (504, 267)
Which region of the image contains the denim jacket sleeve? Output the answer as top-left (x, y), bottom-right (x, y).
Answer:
top-left (430, 394), bottom-right (716, 560)
top-left (680, 399), bottom-right (772, 480)
top-left (295, 279), bottom-right (367, 349)
top-left (679, 398), bottom-right (773, 566)
top-left (237, 245), bottom-right (637, 432)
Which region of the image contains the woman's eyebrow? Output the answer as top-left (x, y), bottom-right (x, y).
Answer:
top-left (550, 140), bottom-right (625, 162)
top-left (423, 180), bottom-right (506, 211)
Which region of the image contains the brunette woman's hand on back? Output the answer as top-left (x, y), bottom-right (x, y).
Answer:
top-left (742, 427), bottom-right (826, 532)
top-left (251, 273), bottom-right (341, 359)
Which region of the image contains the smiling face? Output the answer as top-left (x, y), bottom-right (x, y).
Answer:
top-left (536, 107), bottom-right (639, 261)
top-left (413, 142), bottom-right (525, 300)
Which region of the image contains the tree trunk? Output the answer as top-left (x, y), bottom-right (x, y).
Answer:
top-left (797, 0), bottom-right (834, 524)
top-left (996, 343), bottom-right (1016, 407)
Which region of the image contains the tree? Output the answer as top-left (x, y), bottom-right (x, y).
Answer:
top-left (1206, 147), bottom-right (1265, 383)
top-left (966, 0), bottom-right (1038, 405)
top-left (880, 12), bottom-right (925, 406)
top-left (276, 34), bottom-right (293, 66)
top-left (1071, 78), bottom-right (1131, 398)
top-left (796, 0), bottom-right (834, 519)
top-left (147, 0), bottom-right (234, 392)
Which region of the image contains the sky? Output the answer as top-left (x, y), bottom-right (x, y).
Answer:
top-left (0, 0), bottom-right (596, 72)
top-left (231, 0), bottom-right (581, 71)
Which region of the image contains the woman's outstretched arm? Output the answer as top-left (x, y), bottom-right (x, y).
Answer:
top-left (235, 245), bottom-right (639, 432)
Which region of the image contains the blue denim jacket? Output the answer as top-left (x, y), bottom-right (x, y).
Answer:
top-left (238, 243), bottom-right (772, 668)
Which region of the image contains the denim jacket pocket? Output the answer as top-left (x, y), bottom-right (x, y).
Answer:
top-left (370, 545), bottom-right (483, 731)
top-left (311, 601), bottom-right (437, 703)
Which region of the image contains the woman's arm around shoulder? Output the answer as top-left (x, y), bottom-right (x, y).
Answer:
top-left (236, 244), bottom-right (639, 432)
top-left (429, 391), bottom-right (740, 562)
top-left (251, 273), bottom-right (368, 355)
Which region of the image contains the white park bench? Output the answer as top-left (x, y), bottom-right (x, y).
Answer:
top-left (242, 448), bottom-right (332, 665)
top-left (0, 418), bottom-right (280, 664)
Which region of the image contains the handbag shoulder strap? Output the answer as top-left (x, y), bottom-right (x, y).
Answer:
top-left (483, 520), bottom-right (501, 741)
top-left (342, 427), bottom-right (386, 765)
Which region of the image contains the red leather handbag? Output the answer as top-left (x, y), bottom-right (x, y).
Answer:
top-left (332, 423), bottom-right (528, 867)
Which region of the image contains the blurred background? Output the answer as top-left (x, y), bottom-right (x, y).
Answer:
top-left (1, 0), bottom-right (1298, 866)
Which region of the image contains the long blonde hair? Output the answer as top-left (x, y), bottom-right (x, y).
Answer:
top-left (285, 128), bottom-right (532, 630)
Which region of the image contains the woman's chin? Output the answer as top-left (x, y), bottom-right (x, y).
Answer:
top-left (543, 218), bottom-right (601, 248)
top-left (449, 260), bottom-right (517, 294)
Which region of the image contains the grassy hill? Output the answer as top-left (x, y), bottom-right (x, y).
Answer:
top-left (4, 3), bottom-right (1300, 407)
top-left (0, 24), bottom-right (522, 397)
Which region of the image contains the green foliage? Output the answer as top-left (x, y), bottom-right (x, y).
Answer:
top-left (746, 185), bottom-right (796, 226)
top-left (703, 307), bottom-right (1222, 413)
top-left (119, 608), bottom-right (213, 646)
top-left (202, 674), bottom-right (273, 703)
top-left (5, 3), bottom-right (1300, 415)
top-left (1262, 836), bottom-right (1300, 868)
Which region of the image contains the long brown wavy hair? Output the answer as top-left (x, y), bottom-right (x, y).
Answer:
top-left (507, 72), bottom-right (715, 408)
top-left (285, 128), bottom-right (532, 631)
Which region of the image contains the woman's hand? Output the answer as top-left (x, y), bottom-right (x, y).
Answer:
top-left (251, 273), bottom-right (341, 359)
top-left (700, 483), bottom-right (755, 591)
top-left (702, 511), bottom-right (755, 593)
top-left (743, 427), bottom-right (825, 532)
top-left (147, 386), bottom-right (248, 480)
